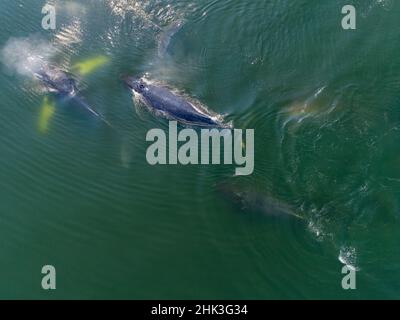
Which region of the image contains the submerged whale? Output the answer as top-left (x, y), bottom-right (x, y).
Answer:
top-left (217, 182), bottom-right (304, 220)
top-left (34, 65), bottom-right (109, 124)
top-left (124, 76), bottom-right (229, 128)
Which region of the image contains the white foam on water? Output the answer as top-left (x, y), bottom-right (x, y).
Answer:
top-left (339, 246), bottom-right (360, 271)
top-left (62, 1), bottom-right (87, 16)
top-left (106, 0), bottom-right (157, 26)
top-left (362, 0), bottom-right (394, 17)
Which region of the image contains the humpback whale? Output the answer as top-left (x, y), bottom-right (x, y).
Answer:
top-left (124, 76), bottom-right (229, 128)
top-left (217, 182), bottom-right (304, 220)
top-left (34, 66), bottom-right (105, 119)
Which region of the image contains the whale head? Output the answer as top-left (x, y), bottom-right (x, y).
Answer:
top-left (35, 68), bottom-right (77, 96)
top-left (124, 76), bottom-right (147, 94)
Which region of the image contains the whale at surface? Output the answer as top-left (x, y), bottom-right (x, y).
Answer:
top-left (34, 65), bottom-right (109, 124)
top-left (124, 76), bottom-right (229, 128)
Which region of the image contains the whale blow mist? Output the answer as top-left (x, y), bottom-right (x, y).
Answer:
top-left (1, 36), bottom-right (56, 77)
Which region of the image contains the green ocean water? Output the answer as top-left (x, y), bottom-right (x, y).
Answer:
top-left (0, 0), bottom-right (399, 299)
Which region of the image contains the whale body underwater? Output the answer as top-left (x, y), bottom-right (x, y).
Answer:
top-left (217, 182), bottom-right (304, 220)
top-left (124, 76), bottom-right (229, 128)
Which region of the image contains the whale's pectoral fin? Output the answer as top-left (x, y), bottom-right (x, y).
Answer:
top-left (38, 96), bottom-right (56, 134)
top-left (120, 136), bottom-right (135, 169)
top-left (132, 94), bottom-right (150, 121)
top-left (71, 55), bottom-right (110, 76)
top-left (158, 20), bottom-right (184, 58)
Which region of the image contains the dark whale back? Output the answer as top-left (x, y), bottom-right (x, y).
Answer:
top-left (35, 68), bottom-right (77, 96)
top-left (124, 76), bottom-right (229, 127)
top-left (125, 77), bottom-right (217, 127)
top-left (34, 67), bottom-right (110, 125)
top-left (141, 83), bottom-right (218, 126)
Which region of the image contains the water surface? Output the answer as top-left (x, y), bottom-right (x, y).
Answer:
top-left (0, 0), bottom-right (399, 299)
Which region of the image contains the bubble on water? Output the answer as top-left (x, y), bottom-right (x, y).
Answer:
top-left (376, 0), bottom-right (394, 10)
top-left (307, 219), bottom-right (326, 241)
top-left (362, 0), bottom-right (394, 17)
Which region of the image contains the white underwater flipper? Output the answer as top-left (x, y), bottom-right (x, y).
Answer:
top-left (132, 92), bottom-right (150, 121)
top-left (157, 20), bottom-right (184, 58)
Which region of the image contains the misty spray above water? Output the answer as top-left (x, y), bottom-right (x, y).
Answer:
top-left (1, 36), bottom-right (56, 77)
